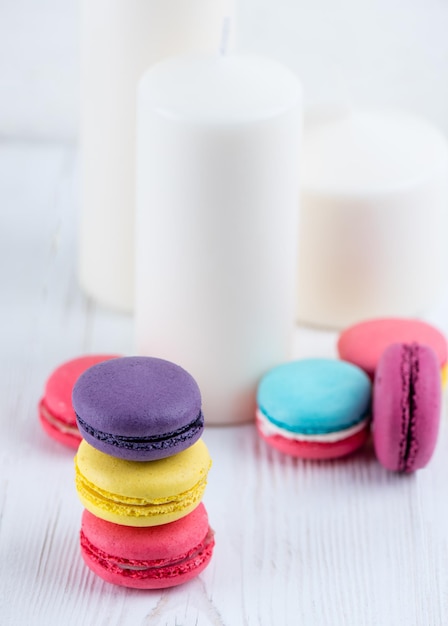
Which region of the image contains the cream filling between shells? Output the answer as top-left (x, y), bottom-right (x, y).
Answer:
top-left (40, 403), bottom-right (79, 436)
top-left (256, 409), bottom-right (369, 443)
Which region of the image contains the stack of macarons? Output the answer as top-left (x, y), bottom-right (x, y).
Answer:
top-left (256, 317), bottom-right (446, 473)
top-left (72, 356), bottom-right (214, 589)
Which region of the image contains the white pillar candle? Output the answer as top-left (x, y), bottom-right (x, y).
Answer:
top-left (135, 53), bottom-right (302, 425)
top-left (297, 108), bottom-right (448, 329)
top-left (79, 0), bottom-right (233, 312)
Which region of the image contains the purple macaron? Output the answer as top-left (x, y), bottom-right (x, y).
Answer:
top-left (372, 342), bottom-right (441, 472)
top-left (72, 356), bottom-right (204, 461)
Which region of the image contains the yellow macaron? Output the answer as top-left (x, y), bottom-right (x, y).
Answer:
top-left (75, 438), bottom-right (211, 527)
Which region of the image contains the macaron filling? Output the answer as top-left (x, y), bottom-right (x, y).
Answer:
top-left (39, 400), bottom-right (79, 435)
top-left (256, 408), bottom-right (369, 443)
top-left (80, 528), bottom-right (215, 580)
top-left (75, 460), bottom-right (208, 520)
top-left (76, 410), bottom-right (204, 452)
top-left (398, 344), bottom-right (419, 472)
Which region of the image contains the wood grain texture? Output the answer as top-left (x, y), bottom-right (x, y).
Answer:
top-left (1, 140), bottom-right (448, 625)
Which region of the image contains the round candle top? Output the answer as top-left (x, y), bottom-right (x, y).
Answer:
top-left (138, 53), bottom-right (302, 124)
top-left (302, 108), bottom-right (448, 194)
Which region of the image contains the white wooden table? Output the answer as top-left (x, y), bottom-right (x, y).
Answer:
top-left (2, 140), bottom-right (448, 626)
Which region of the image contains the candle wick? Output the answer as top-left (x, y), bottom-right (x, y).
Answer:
top-left (219, 17), bottom-right (231, 57)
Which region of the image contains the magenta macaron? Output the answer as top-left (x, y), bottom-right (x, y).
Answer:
top-left (373, 342), bottom-right (441, 472)
top-left (72, 356), bottom-right (204, 461)
top-left (80, 503), bottom-right (215, 589)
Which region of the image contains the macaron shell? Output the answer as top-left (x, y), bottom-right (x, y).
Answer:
top-left (73, 356), bottom-right (202, 438)
top-left (257, 359), bottom-right (371, 435)
top-left (82, 503), bottom-right (210, 561)
top-left (337, 318), bottom-right (447, 379)
top-left (75, 439), bottom-right (211, 526)
top-left (373, 343), bottom-right (441, 472)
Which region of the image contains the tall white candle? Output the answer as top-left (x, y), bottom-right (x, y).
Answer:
top-left (135, 53), bottom-right (302, 425)
top-left (297, 108), bottom-right (448, 329)
top-left (79, 0), bottom-right (233, 312)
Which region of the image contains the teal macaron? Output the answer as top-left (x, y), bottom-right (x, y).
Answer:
top-left (256, 358), bottom-right (372, 459)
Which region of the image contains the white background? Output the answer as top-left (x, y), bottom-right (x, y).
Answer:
top-left (0, 0), bottom-right (448, 139)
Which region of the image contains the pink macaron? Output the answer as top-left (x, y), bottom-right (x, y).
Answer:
top-left (337, 318), bottom-right (448, 383)
top-left (373, 342), bottom-right (441, 472)
top-left (39, 355), bottom-right (119, 448)
top-left (80, 503), bottom-right (215, 589)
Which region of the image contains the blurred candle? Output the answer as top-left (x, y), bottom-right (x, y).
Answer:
top-left (135, 53), bottom-right (302, 424)
top-left (297, 108), bottom-right (448, 328)
top-left (79, 0), bottom-right (233, 312)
